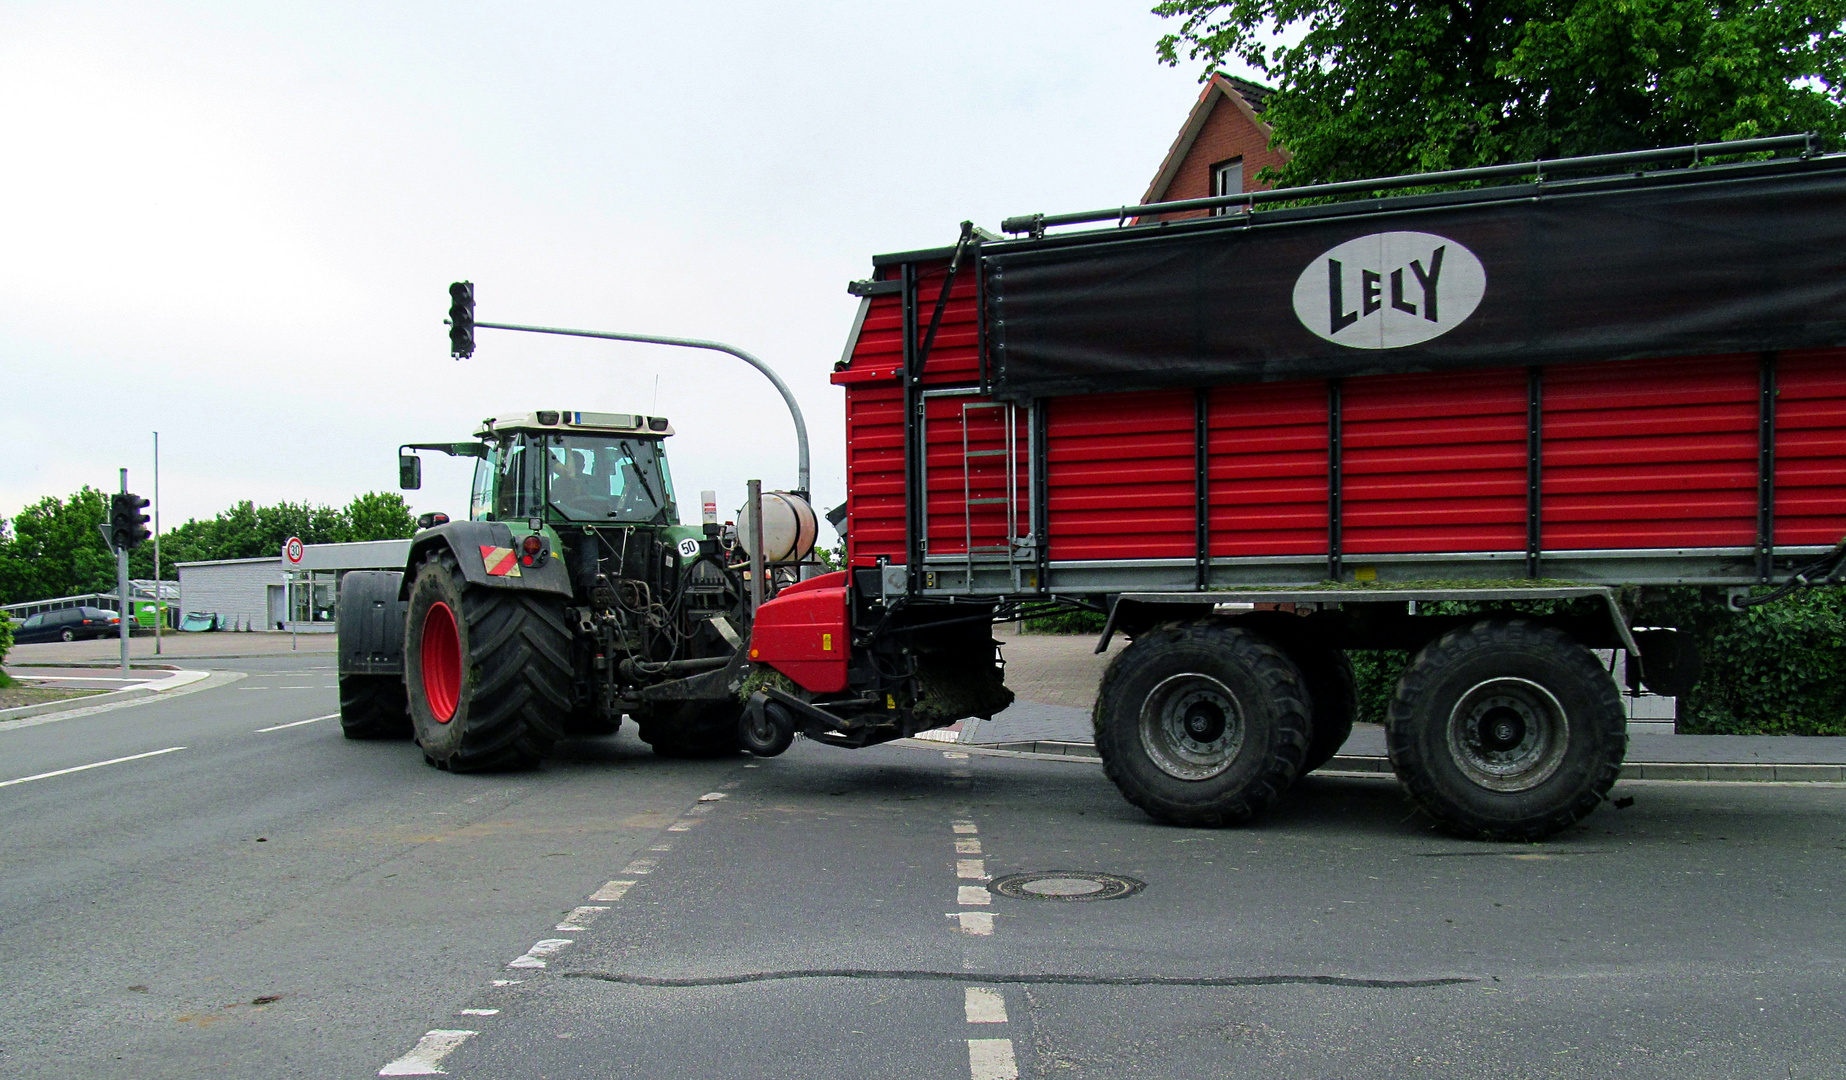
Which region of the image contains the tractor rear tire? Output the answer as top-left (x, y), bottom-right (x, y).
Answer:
top-left (1092, 621), bottom-right (1310, 827)
top-left (339, 674), bottom-right (411, 739)
top-left (638, 700), bottom-right (744, 759)
top-left (1387, 619), bottom-right (1626, 841)
top-left (404, 547), bottom-right (571, 771)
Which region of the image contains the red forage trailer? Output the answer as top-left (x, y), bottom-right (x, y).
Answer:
top-left (744, 135), bottom-right (1846, 840)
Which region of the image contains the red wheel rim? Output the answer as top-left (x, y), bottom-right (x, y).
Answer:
top-left (421, 601), bottom-right (462, 723)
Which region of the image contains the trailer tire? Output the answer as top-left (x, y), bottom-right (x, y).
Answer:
top-left (1092, 622), bottom-right (1310, 827)
top-left (339, 674), bottom-right (412, 739)
top-left (1387, 619), bottom-right (1625, 841)
top-left (404, 547), bottom-right (570, 771)
top-left (637, 700), bottom-right (743, 759)
top-left (1291, 646), bottom-right (1357, 775)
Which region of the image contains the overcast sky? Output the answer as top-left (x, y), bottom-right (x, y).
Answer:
top-left (1, 1), bottom-right (1261, 540)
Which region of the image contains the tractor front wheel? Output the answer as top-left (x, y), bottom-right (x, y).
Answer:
top-left (404, 547), bottom-right (571, 771)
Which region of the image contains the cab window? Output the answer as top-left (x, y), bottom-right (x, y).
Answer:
top-left (470, 442), bottom-right (500, 521)
top-left (493, 436), bottom-right (543, 521)
top-left (545, 435), bottom-right (675, 524)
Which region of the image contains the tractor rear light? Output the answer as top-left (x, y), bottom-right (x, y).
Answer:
top-left (521, 535), bottom-right (543, 555)
top-left (520, 533), bottom-right (545, 567)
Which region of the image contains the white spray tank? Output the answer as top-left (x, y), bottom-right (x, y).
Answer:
top-left (735, 491), bottom-right (819, 563)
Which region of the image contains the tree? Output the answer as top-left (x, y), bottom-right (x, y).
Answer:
top-left (1154, 0), bottom-right (1846, 187)
top-left (0, 488), bottom-right (115, 604)
top-left (344, 492), bottom-right (417, 542)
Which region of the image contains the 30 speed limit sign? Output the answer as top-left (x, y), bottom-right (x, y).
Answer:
top-left (284, 536), bottom-right (304, 564)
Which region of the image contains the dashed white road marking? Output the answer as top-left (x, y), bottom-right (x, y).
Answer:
top-left (719, 779), bottom-right (743, 789)
top-left (649, 842), bottom-right (673, 852)
top-left (620, 858), bottom-right (657, 875)
top-left (379, 1029), bottom-right (477, 1075)
top-left (667, 819), bottom-right (700, 831)
top-left (967, 1037), bottom-right (1019, 1080)
top-left (555, 905), bottom-right (610, 930)
top-left (255, 713), bottom-right (338, 733)
top-left (0, 746), bottom-right (187, 789)
top-left (952, 821), bottom-right (978, 834)
top-left (457, 1008), bottom-right (499, 1016)
top-left (589, 880), bottom-right (635, 902)
top-left (964, 987), bottom-right (1008, 1023)
top-left (956, 838), bottom-right (983, 854)
top-left (491, 979), bottom-right (521, 987)
top-left (949, 911), bottom-right (995, 936)
top-left (698, 791), bottom-right (727, 801)
top-left (956, 859), bottom-right (988, 880)
top-left (958, 885), bottom-right (991, 906)
top-left (943, 751), bottom-right (970, 760)
top-left (507, 939), bottom-right (572, 969)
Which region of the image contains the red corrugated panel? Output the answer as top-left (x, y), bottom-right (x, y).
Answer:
top-left (1776, 348), bottom-right (1846, 546)
top-left (839, 289), bottom-right (908, 565)
top-left (922, 395), bottom-right (1027, 555)
top-left (1543, 355), bottom-right (1757, 549)
top-left (1046, 390), bottom-right (1195, 560)
top-left (1343, 369), bottom-right (1527, 554)
top-left (912, 263), bottom-right (983, 387)
top-left (1207, 381), bottom-right (1327, 556)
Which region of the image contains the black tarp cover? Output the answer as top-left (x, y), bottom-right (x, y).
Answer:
top-left (981, 163), bottom-right (1846, 398)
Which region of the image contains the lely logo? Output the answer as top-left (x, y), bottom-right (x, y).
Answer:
top-left (1292, 231), bottom-right (1486, 349)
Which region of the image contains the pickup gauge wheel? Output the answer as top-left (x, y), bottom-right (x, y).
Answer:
top-left (1092, 622), bottom-right (1310, 827)
top-left (403, 547), bottom-right (570, 771)
top-left (338, 675), bottom-right (412, 739)
top-left (1387, 619), bottom-right (1625, 841)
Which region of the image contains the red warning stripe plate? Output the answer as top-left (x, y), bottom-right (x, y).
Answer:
top-left (479, 545), bottom-right (522, 577)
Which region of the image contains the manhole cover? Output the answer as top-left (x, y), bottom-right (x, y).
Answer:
top-left (989, 872), bottom-right (1145, 902)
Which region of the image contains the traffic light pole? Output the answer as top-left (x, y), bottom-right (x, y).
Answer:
top-left (117, 468), bottom-right (130, 676)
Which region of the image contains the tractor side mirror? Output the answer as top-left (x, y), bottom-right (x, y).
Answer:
top-left (399, 454), bottom-right (422, 490)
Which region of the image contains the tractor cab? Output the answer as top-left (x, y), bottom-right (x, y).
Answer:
top-left (466, 411), bottom-right (679, 527)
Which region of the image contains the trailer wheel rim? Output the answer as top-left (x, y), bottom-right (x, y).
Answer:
top-left (421, 601), bottom-right (462, 723)
top-left (1139, 673), bottom-right (1244, 781)
top-left (1445, 677), bottom-right (1569, 792)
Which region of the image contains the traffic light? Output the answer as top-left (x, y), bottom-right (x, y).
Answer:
top-left (448, 281), bottom-right (475, 359)
top-left (110, 492), bottom-right (152, 550)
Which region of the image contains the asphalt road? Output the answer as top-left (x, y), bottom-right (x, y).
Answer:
top-left (3, 654), bottom-right (1844, 1078)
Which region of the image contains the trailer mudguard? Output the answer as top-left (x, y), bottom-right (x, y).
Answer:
top-left (337, 570), bottom-right (407, 676)
top-left (748, 571), bottom-right (851, 693)
top-left (398, 521), bottom-right (573, 599)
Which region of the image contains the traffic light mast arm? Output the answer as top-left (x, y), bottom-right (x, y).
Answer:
top-left (469, 318), bottom-right (811, 500)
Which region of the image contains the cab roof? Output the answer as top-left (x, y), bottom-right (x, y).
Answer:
top-left (476, 410), bottom-right (675, 438)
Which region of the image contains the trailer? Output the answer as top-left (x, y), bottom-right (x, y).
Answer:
top-left (351, 136), bottom-right (1846, 842)
top-left (744, 135), bottom-right (1846, 840)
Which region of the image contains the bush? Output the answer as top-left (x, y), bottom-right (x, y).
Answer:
top-left (0, 617), bottom-right (12, 686)
top-left (1667, 588), bottom-right (1846, 736)
top-left (1021, 609), bottom-right (1108, 634)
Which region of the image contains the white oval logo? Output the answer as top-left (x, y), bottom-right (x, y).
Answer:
top-left (677, 537), bottom-right (701, 559)
top-left (1292, 231), bottom-right (1485, 349)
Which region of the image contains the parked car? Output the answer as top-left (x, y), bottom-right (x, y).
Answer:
top-left (12, 607), bottom-right (121, 644)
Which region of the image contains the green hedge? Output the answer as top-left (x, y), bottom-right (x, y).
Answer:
top-left (1346, 588), bottom-right (1846, 736)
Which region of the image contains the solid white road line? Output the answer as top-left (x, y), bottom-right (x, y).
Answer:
top-left (964, 987), bottom-right (1008, 1024)
top-left (967, 1038), bottom-right (1019, 1080)
top-left (949, 911), bottom-right (995, 936)
top-left (379, 1029), bottom-right (478, 1076)
top-left (958, 886), bottom-right (991, 906)
top-left (0, 746), bottom-right (187, 789)
top-left (507, 939), bottom-right (573, 969)
top-left (256, 713), bottom-right (338, 733)
top-left (555, 905), bottom-right (610, 930)
top-left (589, 880), bottom-right (635, 902)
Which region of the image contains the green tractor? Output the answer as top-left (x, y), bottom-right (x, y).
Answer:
top-left (336, 408), bottom-right (780, 768)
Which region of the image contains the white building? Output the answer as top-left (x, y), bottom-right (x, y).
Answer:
top-left (176, 540), bottom-right (410, 633)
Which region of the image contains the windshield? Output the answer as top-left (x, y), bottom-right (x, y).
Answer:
top-left (545, 434), bottom-right (675, 523)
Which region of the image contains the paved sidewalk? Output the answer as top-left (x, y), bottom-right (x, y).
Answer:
top-left (6, 630), bottom-right (333, 665)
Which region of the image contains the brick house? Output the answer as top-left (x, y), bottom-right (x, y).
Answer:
top-left (1140, 73), bottom-right (1287, 220)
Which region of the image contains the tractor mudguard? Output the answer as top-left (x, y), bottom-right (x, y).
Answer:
top-left (337, 570), bottom-right (407, 677)
top-left (399, 521), bottom-right (573, 600)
